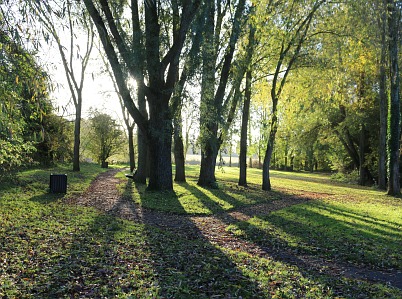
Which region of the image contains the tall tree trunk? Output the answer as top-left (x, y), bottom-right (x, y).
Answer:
top-left (198, 0), bottom-right (247, 187)
top-left (198, 0), bottom-right (217, 187)
top-left (378, 4), bottom-right (387, 190)
top-left (147, 98), bottom-right (173, 191)
top-left (134, 87), bottom-right (148, 184)
top-left (262, 99), bottom-right (278, 191)
top-left (239, 69), bottom-right (252, 186)
top-left (198, 145), bottom-right (218, 187)
top-left (72, 102), bottom-right (81, 171)
top-left (174, 112), bottom-right (186, 182)
top-left (387, 0), bottom-right (400, 196)
top-left (359, 124), bottom-right (373, 185)
top-left (128, 126), bottom-right (136, 172)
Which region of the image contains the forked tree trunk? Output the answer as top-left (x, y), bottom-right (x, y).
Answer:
top-left (198, 0), bottom-right (246, 187)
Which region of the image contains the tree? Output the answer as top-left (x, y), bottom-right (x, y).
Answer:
top-left (254, 0), bottom-right (326, 190)
top-left (386, 0), bottom-right (400, 196)
top-left (28, 0), bottom-right (94, 172)
top-left (98, 45), bottom-right (137, 172)
top-left (239, 22), bottom-right (256, 186)
top-left (170, 12), bottom-right (204, 182)
top-left (87, 110), bottom-right (124, 167)
top-left (377, 0), bottom-right (388, 190)
top-left (84, 0), bottom-right (201, 191)
top-left (36, 113), bottom-right (73, 165)
top-left (197, 0), bottom-right (248, 187)
top-left (0, 28), bottom-right (50, 176)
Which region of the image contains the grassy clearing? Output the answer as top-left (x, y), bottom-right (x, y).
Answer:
top-left (215, 167), bottom-right (402, 269)
top-left (1, 164), bottom-right (401, 298)
top-left (118, 166), bottom-right (280, 215)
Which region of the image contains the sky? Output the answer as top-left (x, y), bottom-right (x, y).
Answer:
top-left (30, 14), bottom-right (124, 124)
top-left (41, 44), bottom-right (124, 122)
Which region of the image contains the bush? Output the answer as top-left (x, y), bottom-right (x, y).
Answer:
top-left (330, 170), bottom-right (359, 184)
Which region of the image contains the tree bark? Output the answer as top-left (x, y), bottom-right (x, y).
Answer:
top-left (198, 0), bottom-right (218, 187)
top-left (84, 0), bottom-right (200, 191)
top-left (198, 0), bottom-right (246, 187)
top-left (72, 102), bottom-right (81, 171)
top-left (198, 146), bottom-right (218, 187)
top-left (262, 101), bottom-right (278, 191)
top-left (387, 0), bottom-right (400, 196)
top-left (128, 126), bottom-right (136, 172)
top-left (173, 113), bottom-right (186, 182)
top-left (239, 69), bottom-right (252, 186)
top-left (147, 98), bottom-right (173, 191)
top-left (359, 124), bottom-right (373, 185)
top-left (134, 87), bottom-right (148, 184)
top-left (378, 3), bottom-right (387, 190)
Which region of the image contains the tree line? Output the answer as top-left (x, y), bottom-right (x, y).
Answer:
top-left (1, 0), bottom-right (401, 196)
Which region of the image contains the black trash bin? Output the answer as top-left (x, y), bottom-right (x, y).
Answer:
top-left (49, 174), bottom-right (67, 193)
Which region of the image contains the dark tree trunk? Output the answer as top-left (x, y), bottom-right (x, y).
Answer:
top-left (378, 4), bottom-right (387, 190)
top-left (128, 126), bottom-right (136, 173)
top-left (378, 63), bottom-right (387, 188)
top-left (198, 0), bottom-right (246, 187)
top-left (173, 114), bottom-right (186, 182)
top-left (84, 0), bottom-right (200, 192)
top-left (239, 69), bottom-right (252, 186)
top-left (198, 0), bottom-right (217, 187)
top-left (198, 145), bottom-right (218, 187)
top-left (358, 124), bottom-right (373, 185)
top-left (134, 87), bottom-right (148, 184)
top-left (262, 107), bottom-right (278, 191)
top-left (331, 106), bottom-right (361, 170)
top-left (387, 0), bottom-right (400, 196)
top-left (284, 155), bottom-right (288, 171)
top-left (147, 99), bottom-right (173, 191)
top-left (72, 103), bottom-right (81, 171)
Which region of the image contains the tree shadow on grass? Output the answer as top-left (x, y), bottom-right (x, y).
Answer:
top-left (228, 200), bottom-right (402, 290)
top-left (171, 180), bottom-right (402, 294)
top-left (128, 182), bottom-right (265, 297)
top-left (27, 214), bottom-right (146, 298)
top-left (28, 179), bottom-right (265, 298)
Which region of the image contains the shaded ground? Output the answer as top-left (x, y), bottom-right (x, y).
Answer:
top-left (68, 169), bottom-right (402, 290)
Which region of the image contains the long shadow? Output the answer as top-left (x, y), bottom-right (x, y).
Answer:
top-left (132, 183), bottom-right (266, 297)
top-left (28, 214), bottom-right (139, 297)
top-left (312, 202), bottom-right (402, 237)
top-left (270, 171), bottom-right (383, 193)
top-left (177, 178), bottom-right (402, 289)
top-left (229, 200), bottom-right (402, 274)
top-left (18, 171), bottom-right (400, 297)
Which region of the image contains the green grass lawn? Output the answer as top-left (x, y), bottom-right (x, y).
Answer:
top-left (1, 164), bottom-right (401, 298)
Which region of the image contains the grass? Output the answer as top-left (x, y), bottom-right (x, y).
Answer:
top-left (1, 164), bottom-right (401, 298)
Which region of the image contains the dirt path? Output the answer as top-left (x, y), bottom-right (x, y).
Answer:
top-left (68, 169), bottom-right (402, 290)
